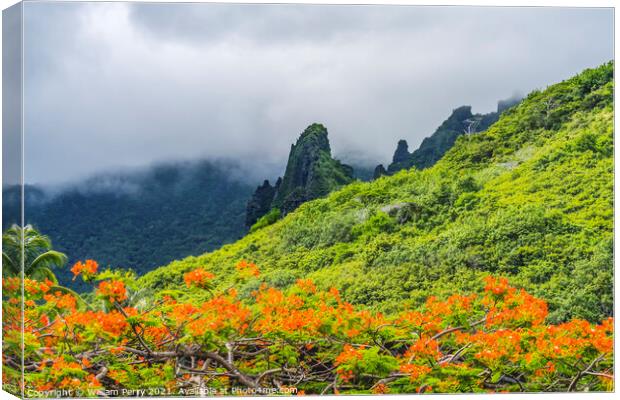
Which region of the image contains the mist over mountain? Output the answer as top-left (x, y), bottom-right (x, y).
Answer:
top-left (21, 3), bottom-right (612, 185)
top-left (2, 159), bottom-right (261, 291)
top-left (142, 62), bottom-right (614, 325)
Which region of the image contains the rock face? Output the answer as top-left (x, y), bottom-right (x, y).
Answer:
top-left (273, 123), bottom-right (354, 214)
top-left (373, 164), bottom-right (387, 180)
top-left (245, 180), bottom-right (276, 227)
top-left (401, 105), bottom-right (477, 171)
top-left (392, 140), bottom-right (410, 164)
top-left (245, 123), bottom-right (354, 227)
top-left (381, 96), bottom-right (522, 176)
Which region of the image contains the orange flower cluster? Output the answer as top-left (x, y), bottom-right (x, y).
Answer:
top-left (404, 338), bottom-right (442, 362)
top-left (535, 318), bottom-right (614, 358)
top-left (483, 280), bottom-right (548, 328)
top-left (183, 268), bottom-right (215, 288)
top-left (400, 364), bottom-right (432, 382)
top-left (296, 278), bottom-right (317, 293)
top-left (236, 260), bottom-right (260, 278)
top-left (191, 296), bottom-right (251, 336)
top-left (24, 278), bottom-right (53, 296)
top-left (2, 277), bottom-right (21, 292)
top-left (466, 329), bottom-right (524, 364)
top-left (97, 280), bottom-right (128, 303)
top-left (4, 262), bottom-right (614, 395)
top-left (335, 345), bottom-right (364, 381)
top-left (335, 344), bottom-right (363, 365)
top-left (32, 357), bottom-right (101, 392)
top-left (168, 294), bottom-right (252, 338)
top-left (254, 286), bottom-right (323, 334)
top-left (42, 291), bottom-right (78, 311)
top-left (66, 310), bottom-right (129, 336)
top-left (70, 259), bottom-right (99, 281)
top-left (484, 276), bottom-right (511, 296)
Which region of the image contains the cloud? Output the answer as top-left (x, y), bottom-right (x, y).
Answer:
top-left (21, 2), bottom-right (613, 185)
top-left (3, 3), bottom-right (23, 187)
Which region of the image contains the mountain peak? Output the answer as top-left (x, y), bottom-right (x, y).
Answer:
top-left (296, 123), bottom-right (331, 153)
top-left (245, 124), bottom-right (354, 227)
top-left (392, 140), bottom-right (410, 164)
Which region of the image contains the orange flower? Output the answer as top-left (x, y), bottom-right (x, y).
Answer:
top-left (184, 268), bottom-right (216, 288)
top-left (70, 260), bottom-right (98, 281)
top-left (372, 383), bottom-right (390, 394)
top-left (400, 364), bottom-right (432, 381)
top-left (236, 260), bottom-right (260, 278)
top-left (97, 280), bottom-right (127, 303)
top-left (484, 276), bottom-right (511, 296)
top-left (40, 314), bottom-right (50, 326)
top-left (328, 287), bottom-right (341, 302)
top-left (43, 291), bottom-right (78, 311)
top-left (335, 344), bottom-right (363, 366)
top-left (296, 279), bottom-right (317, 293)
top-left (405, 339), bottom-right (442, 361)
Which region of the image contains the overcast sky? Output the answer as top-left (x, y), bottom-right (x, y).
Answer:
top-left (18, 2), bottom-right (613, 185)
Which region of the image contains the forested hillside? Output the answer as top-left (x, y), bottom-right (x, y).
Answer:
top-left (2, 160), bottom-right (255, 290)
top-left (141, 62), bottom-right (613, 324)
top-left (3, 62), bottom-right (613, 396)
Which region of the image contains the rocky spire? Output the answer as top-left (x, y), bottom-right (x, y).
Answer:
top-left (385, 98), bottom-right (520, 175)
top-left (272, 123), bottom-right (354, 215)
top-left (245, 180), bottom-right (276, 228)
top-left (392, 140), bottom-right (410, 164)
top-left (373, 164), bottom-right (387, 180)
top-left (245, 123), bottom-right (355, 227)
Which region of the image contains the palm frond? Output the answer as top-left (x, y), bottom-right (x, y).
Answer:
top-left (26, 251), bottom-right (68, 275)
top-left (2, 252), bottom-right (18, 276)
top-left (30, 267), bottom-right (59, 285)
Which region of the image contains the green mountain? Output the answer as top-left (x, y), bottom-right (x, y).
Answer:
top-left (245, 123), bottom-right (355, 227)
top-left (3, 160), bottom-right (255, 291)
top-left (382, 98), bottom-right (521, 175)
top-left (140, 62), bottom-right (613, 323)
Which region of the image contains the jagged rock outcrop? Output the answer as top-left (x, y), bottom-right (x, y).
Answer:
top-left (381, 96), bottom-right (522, 175)
top-left (403, 105), bottom-right (476, 171)
top-left (245, 180), bottom-right (276, 227)
top-left (245, 123), bottom-right (355, 227)
top-left (273, 123), bottom-right (354, 214)
top-left (392, 140), bottom-right (410, 164)
top-left (373, 164), bottom-right (387, 180)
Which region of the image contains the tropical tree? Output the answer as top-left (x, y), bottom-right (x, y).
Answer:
top-left (2, 224), bottom-right (67, 283)
top-left (1, 260), bottom-right (613, 396)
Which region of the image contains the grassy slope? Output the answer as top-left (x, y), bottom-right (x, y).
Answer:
top-left (139, 62), bottom-right (613, 323)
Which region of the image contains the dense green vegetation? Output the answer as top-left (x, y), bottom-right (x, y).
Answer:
top-left (141, 62), bottom-right (613, 324)
top-left (2, 62), bottom-right (614, 396)
top-left (2, 161), bottom-right (255, 290)
top-left (2, 224), bottom-right (67, 282)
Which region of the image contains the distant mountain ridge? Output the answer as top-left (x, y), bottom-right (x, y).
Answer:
top-left (377, 97), bottom-right (522, 176)
top-left (140, 62), bottom-right (613, 323)
top-left (2, 160), bottom-right (255, 290)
